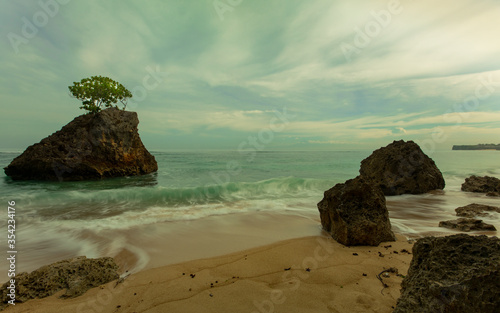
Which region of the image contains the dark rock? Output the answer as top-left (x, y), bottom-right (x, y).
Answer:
top-left (486, 192), bottom-right (500, 197)
top-left (4, 107), bottom-right (157, 181)
top-left (0, 256), bottom-right (119, 309)
top-left (438, 218), bottom-right (496, 232)
top-left (317, 176), bottom-right (395, 246)
top-left (455, 203), bottom-right (500, 218)
top-left (394, 234), bottom-right (500, 313)
top-left (461, 175), bottom-right (500, 193)
top-left (359, 140), bottom-right (445, 195)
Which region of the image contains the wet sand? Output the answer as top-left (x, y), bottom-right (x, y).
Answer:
top-left (3, 235), bottom-right (414, 313)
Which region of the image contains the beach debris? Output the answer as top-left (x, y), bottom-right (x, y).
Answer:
top-left (359, 140), bottom-right (445, 196)
top-left (362, 273), bottom-right (367, 276)
top-left (455, 203), bottom-right (500, 218)
top-left (115, 273), bottom-right (131, 287)
top-left (305, 268), bottom-right (311, 272)
top-left (438, 218), bottom-right (496, 232)
top-left (190, 274), bottom-right (196, 278)
top-left (378, 252), bottom-right (384, 257)
top-left (318, 176), bottom-right (395, 246)
top-left (461, 175), bottom-right (500, 193)
top-left (394, 234), bottom-right (500, 313)
top-left (284, 267), bottom-right (291, 271)
top-left (352, 253), bottom-right (358, 256)
top-left (0, 256), bottom-right (119, 309)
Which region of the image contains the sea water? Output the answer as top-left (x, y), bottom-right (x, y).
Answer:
top-left (0, 150), bottom-right (498, 275)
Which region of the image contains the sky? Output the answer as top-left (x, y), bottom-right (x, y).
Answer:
top-left (1, 0), bottom-right (499, 152)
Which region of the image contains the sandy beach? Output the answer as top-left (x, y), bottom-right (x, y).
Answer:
top-left (3, 234), bottom-right (413, 313)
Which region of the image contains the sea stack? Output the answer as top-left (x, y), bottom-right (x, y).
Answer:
top-left (317, 176), bottom-right (395, 246)
top-left (4, 107), bottom-right (157, 181)
top-left (359, 140), bottom-right (445, 196)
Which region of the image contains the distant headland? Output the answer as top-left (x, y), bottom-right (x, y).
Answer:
top-left (452, 144), bottom-right (500, 150)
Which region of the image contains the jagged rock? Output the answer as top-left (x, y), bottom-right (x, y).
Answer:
top-left (317, 176), bottom-right (395, 246)
top-left (486, 192), bottom-right (500, 197)
top-left (359, 140), bottom-right (445, 195)
top-left (394, 234), bottom-right (500, 313)
top-left (455, 203), bottom-right (500, 218)
top-left (0, 256), bottom-right (119, 309)
top-left (4, 107), bottom-right (157, 181)
top-left (461, 175), bottom-right (500, 193)
top-left (438, 218), bottom-right (496, 232)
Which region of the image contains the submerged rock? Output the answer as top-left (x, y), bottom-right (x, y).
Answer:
top-left (0, 256), bottom-right (119, 309)
top-left (317, 176), bottom-right (395, 246)
top-left (438, 218), bottom-right (496, 232)
top-left (4, 107), bottom-right (157, 181)
top-left (359, 140), bottom-right (445, 195)
top-left (461, 175), bottom-right (500, 193)
top-left (394, 234), bottom-right (500, 313)
top-left (455, 203), bottom-right (500, 218)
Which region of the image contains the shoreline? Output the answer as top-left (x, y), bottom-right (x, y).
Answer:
top-left (3, 234), bottom-right (414, 313)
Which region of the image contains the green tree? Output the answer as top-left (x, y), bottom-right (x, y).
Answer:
top-left (68, 75), bottom-right (132, 113)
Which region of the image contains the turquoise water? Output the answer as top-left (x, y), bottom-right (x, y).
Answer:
top-left (0, 150), bottom-right (499, 274)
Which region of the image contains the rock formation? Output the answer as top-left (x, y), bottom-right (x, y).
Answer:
top-left (317, 176), bottom-right (395, 246)
top-left (394, 234), bottom-right (500, 313)
top-left (438, 218), bottom-right (496, 232)
top-left (359, 140), bottom-right (445, 195)
top-left (455, 203), bottom-right (500, 218)
top-left (461, 175), bottom-right (500, 193)
top-left (4, 107), bottom-right (157, 181)
top-left (0, 256), bottom-right (119, 309)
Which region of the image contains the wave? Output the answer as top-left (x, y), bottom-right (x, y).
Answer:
top-left (11, 177), bottom-right (335, 221)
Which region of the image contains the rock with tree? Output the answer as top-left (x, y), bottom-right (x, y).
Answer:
top-left (317, 176), bottom-right (395, 246)
top-left (394, 234), bottom-right (500, 313)
top-left (359, 140), bottom-right (445, 195)
top-left (4, 107), bottom-right (157, 181)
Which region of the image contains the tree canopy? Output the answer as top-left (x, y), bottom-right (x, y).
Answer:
top-left (68, 75), bottom-right (132, 113)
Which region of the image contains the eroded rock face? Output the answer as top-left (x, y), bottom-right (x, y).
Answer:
top-left (0, 256), bottom-right (119, 309)
top-left (317, 176), bottom-right (395, 246)
top-left (455, 203), bottom-right (500, 218)
top-left (394, 234), bottom-right (500, 313)
top-left (438, 218), bottom-right (496, 232)
top-left (4, 107), bottom-right (157, 181)
top-left (461, 175), bottom-right (500, 193)
top-left (359, 140), bottom-right (445, 195)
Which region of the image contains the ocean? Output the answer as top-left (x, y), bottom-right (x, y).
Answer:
top-left (1, 149), bottom-right (499, 276)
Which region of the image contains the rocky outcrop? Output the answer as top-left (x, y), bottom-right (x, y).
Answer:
top-left (317, 176), bottom-right (395, 246)
top-left (4, 107), bottom-right (157, 181)
top-left (0, 256), bottom-right (119, 309)
top-left (486, 192), bottom-right (500, 197)
top-left (438, 218), bottom-right (496, 232)
top-left (394, 234), bottom-right (500, 313)
top-left (359, 140), bottom-right (445, 195)
top-left (461, 175), bottom-right (500, 193)
top-left (455, 203), bottom-right (500, 218)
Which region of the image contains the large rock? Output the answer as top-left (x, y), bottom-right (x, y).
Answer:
top-left (394, 234), bottom-right (500, 313)
top-left (359, 140), bottom-right (445, 195)
top-left (0, 256), bottom-right (119, 309)
top-left (461, 175), bottom-right (500, 193)
top-left (4, 107), bottom-right (157, 181)
top-left (438, 218), bottom-right (496, 232)
top-left (455, 203), bottom-right (500, 218)
top-left (317, 176), bottom-right (395, 246)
